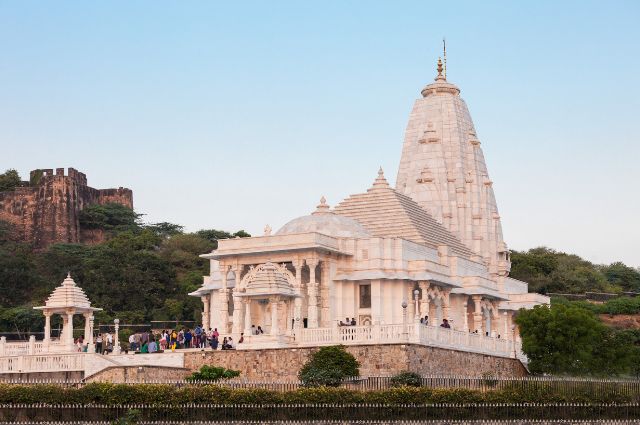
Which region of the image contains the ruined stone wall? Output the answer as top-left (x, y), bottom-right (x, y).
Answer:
top-left (0, 168), bottom-right (133, 249)
top-left (183, 344), bottom-right (527, 380)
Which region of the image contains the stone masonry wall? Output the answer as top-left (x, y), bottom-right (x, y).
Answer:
top-left (184, 344), bottom-right (527, 380)
top-left (86, 366), bottom-right (189, 383)
top-left (0, 168), bottom-right (133, 249)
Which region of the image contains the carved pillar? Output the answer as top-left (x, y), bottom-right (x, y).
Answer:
top-left (503, 311), bottom-right (509, 340)
top-left (83, 312), bottom-right (91, 341)
top-left (231, 266), bottom-right (244, 336)
top-left (201, 294), bottom-right (210, 331)
top-left (419, 282), bottom-right (430, 322)
top-left (472, 295), bottom-right (483, 333)
top-left (231, 294), bottom-right (243, 337)
top-left (292, 260), bottom-right (303, 333)
top-left (442, 289), bottom-right (451, 321)
top-left (43, 310), bottom-right (52, 345)
top-left (219, 264), bottom-right (229, 333)
top-left (306, 259), bottom-right (319, 328)
top-left (320, 260), bottom-right (330, 327)
top-left (270, 297), bottom-right (280, 336)
top-left (87, 315), bottom-right (95, 353)
top-left (243, 299), bottom-right (252, 335)
top-left (462, 301), bottom-right (469, 332)
top-left (66, 309), bottom-right (75, 349)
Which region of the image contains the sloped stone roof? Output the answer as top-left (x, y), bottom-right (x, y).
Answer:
top-left (333, 169), bottom-right (474, 258)
top-left (35, 273), bottom-right (101, 311)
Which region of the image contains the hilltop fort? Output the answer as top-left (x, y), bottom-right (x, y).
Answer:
top-left (0, 167), bottom-right (132, 248)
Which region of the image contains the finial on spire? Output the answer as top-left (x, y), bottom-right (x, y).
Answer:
top-left (372, 167), bottom-right (390, 189)
top-left (312, 196), bottom-right (331, 215)
top-left (264, 224), bottom-right (272, 236)
top-left (67, 271), bottom-right (71, 279)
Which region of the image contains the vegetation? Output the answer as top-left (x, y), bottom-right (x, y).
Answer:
top-left (299, 346), bottom-right (360, 387)
top-left (0, 382), bottom-right (636, 405)
top-left (390, 372), bottom-right (422, 387)
top-left (0, 174), bottom-right (250, 332)
top-left (516, 303), bottom-right (640, 376)
top-left (186, 366), bottom-right (240, 382)
top-left (0, 169), bottom-right (22, 193)
top-left (510, 247), bottom-right (640, 294)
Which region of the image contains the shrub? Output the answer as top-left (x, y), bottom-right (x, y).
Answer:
top-left (390, 371), bottom-right (422, 387)
top-left (186, 365), bottom-right (240, 382)
top-left (299, 345), bottom-right (360, 387)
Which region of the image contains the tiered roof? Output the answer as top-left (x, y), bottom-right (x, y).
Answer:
top-left (333, 169), bottom-right (474, 258)
top-left (34, 273), bottom-right (101, 312)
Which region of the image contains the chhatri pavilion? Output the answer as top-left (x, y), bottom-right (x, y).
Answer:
top-left (190, 59), bottom-right (549, 356)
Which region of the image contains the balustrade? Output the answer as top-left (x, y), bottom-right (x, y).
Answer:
top-left (298, 323), bottom-right (522, 359)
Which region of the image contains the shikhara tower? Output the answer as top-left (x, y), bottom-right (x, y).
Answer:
top-left (396, 58), bottom-right (510, 278)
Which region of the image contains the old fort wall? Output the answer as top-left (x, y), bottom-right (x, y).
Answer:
top-left (0, 168), bottom-right (132, 248)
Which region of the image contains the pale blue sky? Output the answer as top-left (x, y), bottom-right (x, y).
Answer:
top-left (1, 1), bottom-right (639, 266)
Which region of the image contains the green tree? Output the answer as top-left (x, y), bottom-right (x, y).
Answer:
top-left (515, 303), bottom-right (637, 375)
top-left (79, 203), bottom-right (141, 233)
top-left (196, 229), bottom-right (251, 249)
top-left (299, 345), bottom-right (360, 387)
top-left (0, 169), bottom-right (22, 192)
top-left (600, 262), bottom-right (640, 292)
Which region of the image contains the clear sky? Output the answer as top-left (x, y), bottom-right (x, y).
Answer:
top-left (1, 1), bottom-right (639, 267)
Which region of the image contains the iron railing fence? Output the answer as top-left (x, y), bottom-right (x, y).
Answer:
top-left (0, 376), bottom-right (639, 398)
top-left (0, 403), bottom-right (639, 422)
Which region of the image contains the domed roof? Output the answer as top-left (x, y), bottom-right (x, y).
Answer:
top-left (244, 262), bottom-right (297, 297)
top-left (276, 197), bottom-right (371, 239)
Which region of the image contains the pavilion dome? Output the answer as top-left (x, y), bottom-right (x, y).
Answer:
top-left (244, 262), bottom-right (297, 297)
top-left (276, 197), bottom-right (371, 239)
top-left (43, 273), bottom-right (94, 309)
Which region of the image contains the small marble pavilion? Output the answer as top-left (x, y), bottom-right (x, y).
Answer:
top-left (190, 59), bottom-right (549, 356)
top-left (33, 273), bottom-right (101, 353)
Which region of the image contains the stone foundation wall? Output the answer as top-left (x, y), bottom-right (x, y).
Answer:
top-left (0, 371), bottom-right (84, 382)
top-left (85, 366), bottom-right (189, 383)
top-left (184, 344), bottom-right (527, 380)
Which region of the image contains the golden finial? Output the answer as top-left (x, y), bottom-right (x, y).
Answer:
top-left (437, 57), bottom-right (443, 77)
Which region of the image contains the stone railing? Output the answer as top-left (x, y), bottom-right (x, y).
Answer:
top-left (298, 323), bottom-right (521, 359)
top-left (0, 337), bottom-right (70, 357)
top-left (0, 353), bottom-right (85, 373)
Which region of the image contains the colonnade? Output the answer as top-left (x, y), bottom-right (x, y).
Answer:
top-left (201, 258), bottom-right (329, 337)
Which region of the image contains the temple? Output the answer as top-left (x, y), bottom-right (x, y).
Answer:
top-left (191, 59), bottom-right (549, 357)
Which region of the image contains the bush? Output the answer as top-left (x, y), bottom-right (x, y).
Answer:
top-left (0, 383), bottom-right (634, 405)
top-left (390, 372), bottom-right (422, 387)
top-left (299, 345), bottom-right (360, 387)
top-left (186, 365), bottom-right (240, 382)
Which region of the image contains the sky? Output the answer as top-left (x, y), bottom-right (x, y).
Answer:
top-left (1, 1), bottom-right (639, 267)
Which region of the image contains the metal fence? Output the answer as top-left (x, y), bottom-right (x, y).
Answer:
top-left (1, 375), bottom-right (640, 399)
top-left (0, 403), bottom-right (640, 423)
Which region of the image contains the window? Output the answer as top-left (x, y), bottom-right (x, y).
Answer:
top-left (359, 284), bottom-right (371, 309)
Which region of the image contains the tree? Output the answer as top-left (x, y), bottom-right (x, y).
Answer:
top-left (186, 365), bottom-right (240, 382)
top-left (600, 262), bottom-right (640, 292)
top-left (515, 303), bottom-right (638, 375)
top-left (510, 247), bottom-right (611, 294)
top-left (79, 203), bottom-right (141, 233)
top-left (299, 345), bottom-right (360, 387)
top-left (0, 169), bottom-right (22, 192)
top-left (196, 229), bottom-right (251, 249)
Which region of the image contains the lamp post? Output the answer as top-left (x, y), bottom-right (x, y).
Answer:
top-left (413, 289), bottom-right (420, 321)
top-left (401, 300), bottom-right (408, 340)
top-left (113, 319), bottom-right (121, 354)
